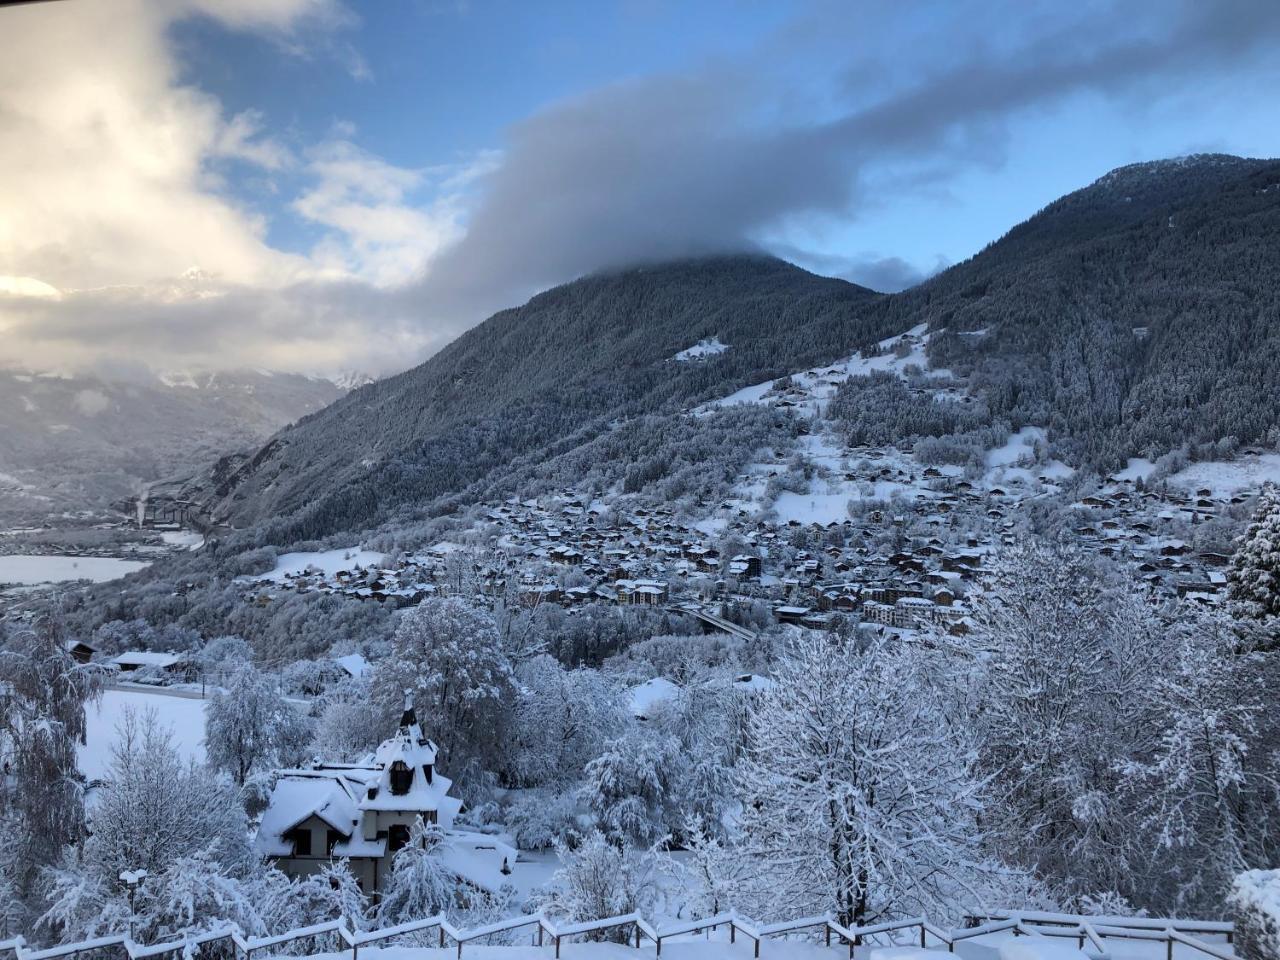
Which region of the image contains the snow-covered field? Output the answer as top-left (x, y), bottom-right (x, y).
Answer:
top-left (1169, 453), bottom-right (1280, 497)
top-left (79, 687), bottom-right (208, 780)
top-left (674, 338), bottom-right (730, 361)
top-left (255, 547), bottom-right (386, 583)
top-left (0, 554), bottom-right (149, 585)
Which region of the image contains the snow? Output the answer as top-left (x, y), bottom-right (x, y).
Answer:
top-left (1114, 458), bottom-right (1156, 482)
top-left (0, 554), bottom-right (149, 585)
top-left (160, 530), bottom-right (205, 550)
top-left (79, 688), bottom-right (208, 781)
top-left (255, 547), bottom-right (386, 583)
top-left (702, 323), bottom-right (945, 417)
top-left (1168, 454), bottom-right (1280, 497)
top-left (997, 940), bottom-right (1088, 960)
top-left (335, 653), bottom-right (372, 678)
top-left (674, 338), bottom-right (730, 361)
top-left (629, 677), bottom-right (681, 718)
top-left (986, 427), bottom-right (1045, 468)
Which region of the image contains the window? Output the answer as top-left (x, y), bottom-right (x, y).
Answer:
top-left (287, 827), bottom-right (312, 857)
top-left (389, 760), bottom-right (413, 795)
top-left (388, 824), bottom-right (411, 852)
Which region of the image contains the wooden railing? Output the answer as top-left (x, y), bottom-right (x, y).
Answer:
top-left (0, 906), bottom-right (1237, 960)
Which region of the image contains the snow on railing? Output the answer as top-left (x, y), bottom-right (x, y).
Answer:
top-left (2, 906), bottom-right (1239, 960)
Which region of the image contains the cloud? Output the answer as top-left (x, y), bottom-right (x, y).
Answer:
top-left (2, 0), bottom-right (1279, 378)
top-left (841, 255), bottom-right (950, 294)
top-left (408, 0), bottom-right (1280, 329)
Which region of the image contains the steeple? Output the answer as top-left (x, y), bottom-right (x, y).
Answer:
top-left (399, 689), bottom-right (417, 731)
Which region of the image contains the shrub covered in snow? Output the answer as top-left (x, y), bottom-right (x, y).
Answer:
top-left (1231, 870), bottom-right (1280, 960)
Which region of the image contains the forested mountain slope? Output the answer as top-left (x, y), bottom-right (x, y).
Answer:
top-left (910, 154), bottom-right (1280, 466)
top-left (204, 256), bottom-right (885, 540)
top-left (207, 154), bottom-right (1280, 542)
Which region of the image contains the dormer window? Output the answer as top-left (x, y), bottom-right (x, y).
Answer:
top-left (389, 759), bottom-right (413, 795)
top-left (423, 763), bottom-right (433, 784)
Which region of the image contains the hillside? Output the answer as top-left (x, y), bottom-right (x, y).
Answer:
top-left (202, 154), bottom-right (1280, 543)
top-left (200, 256), bottom-right (885, 540)
top-left (0, 369), bottom-right (347, 521)
top-left (908, 154), bottom-right (1280, 466)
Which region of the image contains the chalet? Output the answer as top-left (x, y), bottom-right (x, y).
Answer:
top-left (253, 699), bottom-right (514, 896)
top-left (65, 639), bottom-right (96, 664)
top-left (727, 555), bottom-right (762, 579)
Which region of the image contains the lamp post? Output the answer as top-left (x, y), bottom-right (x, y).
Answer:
top-left (120, 869), bottom-right (147, 938)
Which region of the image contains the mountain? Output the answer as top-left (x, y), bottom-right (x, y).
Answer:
top-left (900, 153), bottom-right (1280, 466)
top-left (202, 154), bottom-right (1280, 543)
top-left (197, 255), bottom-right (886, 539)
top-left (0, 369), bottom-right (349, 520)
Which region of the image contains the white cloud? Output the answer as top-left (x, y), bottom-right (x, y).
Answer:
top-left (0, 0), bottom-right (448, 374)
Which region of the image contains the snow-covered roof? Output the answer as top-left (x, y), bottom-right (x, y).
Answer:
top-left (438, 831), bottom-right (519, 894)
top-left (333, 653), bottom-right (370, 679)
top-left (111, 651), bottom-right (181, 669)
top-left (358, 707), bottom-right (461, 827)
top-left (253, 768), bottom-right (371, 858)
top-left (629, 677), bottom-right (680, 718)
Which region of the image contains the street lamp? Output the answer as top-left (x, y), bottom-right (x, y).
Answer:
top-left (120, 869), bottom-right (147, 938)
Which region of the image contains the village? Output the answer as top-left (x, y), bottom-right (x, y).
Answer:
top-left (236, 444), bottom-right (1246, 642)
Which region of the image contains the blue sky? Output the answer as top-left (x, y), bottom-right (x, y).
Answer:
top-left (179, 0), bottom-right (1280, 290)
top-left (2, 0), bottom-right (1279, 374)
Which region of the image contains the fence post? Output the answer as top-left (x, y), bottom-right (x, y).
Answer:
top-left (920, 925), bottom-right (927, 948)
top-left (635, 923), bottom-right (641, 949)
top-left (730, 925), bottom-right (736, 944)
top-left (1166, 938), bottom-right (1174, 960)
top-left (555, 936), bottom-right (561, 959)
top-left (439, 928), bottom-right (445, 948)
top-left (537, 926), bottom-right (544, 947)
top-left (656, 936), bottom-right (662, 957)
top-left (825, 925), bottom-right (831, 947)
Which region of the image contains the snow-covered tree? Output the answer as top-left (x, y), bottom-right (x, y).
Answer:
top-left (205, 664), bottom-right (312, 786)
top-left (265, 861), bottom-right (368, 934)
top-left (665, 818), bottom-right (748, 917)
top-left (311, 676), bottom-right (386, 763)
top-left (735, 630), bottom-right (991, 926)
top-left (511, 655), bottom-right (624, 785)
top-left (372, 597), bottom-right (516, 790)
top-left (1228, 484), bottom-right (1280, 648)
top-left (966, 541), bottom-right (1160, 901)
top-left (0, 616), bottom-right (102, 895)
top-left (539, 831), bottom-right (657, 940)
top-left (1121, 610), bottom-right (1280, 915)
top-left (580, 729), bottom-right (684, 847)
top-left (375, 818), bottom-right (463, 925)
top-left (86, 709), bottom-right (250, 887)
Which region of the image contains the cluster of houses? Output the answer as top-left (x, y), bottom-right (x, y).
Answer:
top-left (235, 444), bottom-right (1245, 644)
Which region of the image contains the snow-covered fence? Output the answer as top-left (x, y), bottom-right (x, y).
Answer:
top-left (1, 907), bottom-right (1240, 960)
top-left (969, 911), bottom-right (1237, 960)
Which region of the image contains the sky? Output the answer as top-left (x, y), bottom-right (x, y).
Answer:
top-left (1, 0), bottom-right (1278, 378)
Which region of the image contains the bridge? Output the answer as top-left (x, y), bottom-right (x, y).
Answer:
top-left (667, 602), bottom-right (758, 641)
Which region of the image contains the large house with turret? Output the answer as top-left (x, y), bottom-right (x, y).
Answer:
top-left (253, 699), bottom-right (515, 896)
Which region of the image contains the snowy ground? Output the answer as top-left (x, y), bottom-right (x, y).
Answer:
top-left (0, 554), bottom-right (149, 585)
top-left (702, 324), bottom-right (948, 418)
top-left (1168, 453), bottom-right (1280, 497)
top-left (160, 530), bottom-right (205, 550)
top-left (253, 547), bottom-right (386, 583)
top-left (674, 338), bottom-right (730, 361)
top-left (78, 687), bottom-right (208, 780)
